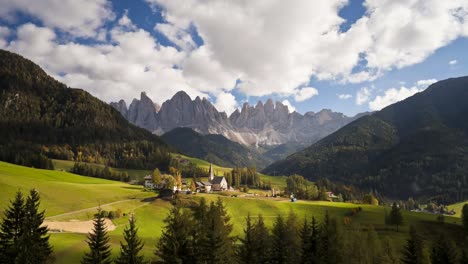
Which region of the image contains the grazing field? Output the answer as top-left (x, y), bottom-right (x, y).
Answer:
top-left (0, 161), bottom-right (153, 216)
top-left (0, 161), bottom-right (465, 263)
top-left (448, 200), bottom-right (468, 217)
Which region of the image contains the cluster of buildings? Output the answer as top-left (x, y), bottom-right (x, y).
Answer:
top-left (144, 163), bottom-right (229, 193)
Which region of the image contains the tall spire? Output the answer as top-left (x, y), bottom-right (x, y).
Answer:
top-left (209, 163), bottom-right (214, 181)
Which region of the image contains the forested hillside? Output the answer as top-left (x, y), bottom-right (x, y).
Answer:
top-left (0, 49), bottom-right (172, 170)
top-left (264, 77), bottom-right (468, 203)
top-left (162, 127), bottom-right (272, 169)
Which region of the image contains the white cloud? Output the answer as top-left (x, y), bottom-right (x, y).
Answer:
top-left (356, 87), bottom-right (371, 105)
top-left (338, 94), bottom-right (352, 100)
top-left (369, 86), bottom-right (423, 111)
top-left (213, 92), bottom-right (238, 115)
top-left (359, 0), bottom-right (468, 72)
top-left (294, 87), bottom-right (319, 102)
top-left (449, 59), bottom-right (458, 65)
top-left (3, 0), bottom-right (468, 112)
top-left (368, 79), bottom-right (436, 110)
top-left (416, 79), bottom-right (437, 87)
top-left (0, 0), bottom-right (114, 38)
top-left (281, 100), bottom-right (296, 113)
top-left (155, 23), bottom-right (196, 51)
top-left (0, 26), bottom-right (10, 48)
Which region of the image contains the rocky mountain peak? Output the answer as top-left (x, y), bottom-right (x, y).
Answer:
top-left (115, 90), bottom-right (365, 146)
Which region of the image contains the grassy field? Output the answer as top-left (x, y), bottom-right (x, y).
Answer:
top-left (1, 161), bottom-right (465, 263)
top-left (448, 200), bottom-right (468, 217)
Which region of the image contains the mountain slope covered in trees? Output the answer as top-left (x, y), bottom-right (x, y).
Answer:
top-left (161, 127), bottom-right (272, 169)
top-left (0, 49), bottom-right (172, 170)
top-left (264, 77), bottom-right (468, 202)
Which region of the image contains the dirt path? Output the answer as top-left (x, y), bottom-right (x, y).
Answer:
top-left (45, 199), bottom-right (135, 220)
top-left (44, 218), bottom-right (116, 234)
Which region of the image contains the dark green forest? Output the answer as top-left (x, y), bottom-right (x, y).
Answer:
top-left (0, 49), bottom-right (172, 171)
top-left (162, 127), bottom-right (272, 169)
top-left (264, 77), bottom-right (468, 203)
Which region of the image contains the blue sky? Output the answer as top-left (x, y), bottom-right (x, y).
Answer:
top-left (0, 0), bottom-right (467, 116)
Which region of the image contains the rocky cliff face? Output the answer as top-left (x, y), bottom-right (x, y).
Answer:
top-left (111, 91), bottom-right (365, 146)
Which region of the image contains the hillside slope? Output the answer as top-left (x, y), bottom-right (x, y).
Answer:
top-left (0, 49), bottom-right (171, 170)
top-left (264, 77), bottom-right (468, 202)
top-left (162, 127), bottom-right (272, 169)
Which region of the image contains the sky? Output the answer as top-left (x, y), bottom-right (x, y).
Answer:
top-left (0, 0), bottom-right (467, 116)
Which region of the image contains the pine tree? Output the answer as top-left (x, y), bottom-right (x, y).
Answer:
top-left (462, 204), bottom-right (468, 234)
top-left (381, 236), bottom-right (398, 264)
top-left (81, 208), bottom-right (112, 264)
top-left (238, 213), bottom-right (255, 264)
top-left (15, 189), bottom-right (52, 264)
top-left (271, 215), bottom-right (288, 264)
top-left (115, 214), bottom-right (146, 264)
top-left (460, 250), bottom-right (468, 264)
top-left (401, 226), bottom-right (424, 264)
top-left (0, 191), bottom-right (25, 263)
top-left (388, 203), bottom-right (404, 232)
top-left (430, 235), bottom-right (458, 264)
top-left (319, 211), bottom-right (342, 264)
top-left (156, 206), bottom-right (194, 263)
top-left (202, 198), bottom-right (234, 264)
top-left (300, 217), bottom-right (312, 264)
top-left (252, 214), bottom-right (271, 264)
top-left (285, 210), bottom-right (301, 264)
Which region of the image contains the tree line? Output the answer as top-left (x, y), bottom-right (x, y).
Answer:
top-left (71, 162), bottom-right (130, 182)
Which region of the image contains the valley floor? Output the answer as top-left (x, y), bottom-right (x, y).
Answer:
top-left (0, 161), bottom-right (466, 263)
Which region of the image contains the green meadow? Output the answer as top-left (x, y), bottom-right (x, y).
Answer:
top-left (0, 161), bottom-right (465, 263)
top-left (448, 200), bottom-right (468, 217)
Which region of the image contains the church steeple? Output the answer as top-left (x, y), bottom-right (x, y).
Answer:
top-left (209, 163), bottom-right (214, 181)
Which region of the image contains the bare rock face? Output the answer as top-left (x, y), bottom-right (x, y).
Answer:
top-left (111, 92), bottom-right (159, 131)
top-left (110, 100), bottom-right (128, 118)
top-left (111, 91), bottom-right (366, 146)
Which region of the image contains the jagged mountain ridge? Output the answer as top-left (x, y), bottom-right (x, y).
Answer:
top-left (111, 91), bottom-right (365, 146)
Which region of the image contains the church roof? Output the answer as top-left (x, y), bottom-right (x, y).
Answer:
top-left (201, 181), bottom-right (212, 186)
top-left (211, 176), bottom-right (226, 184)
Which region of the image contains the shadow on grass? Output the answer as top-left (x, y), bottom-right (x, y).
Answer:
top-left (120, 186), bottom-right (144, 190)
top-left (141, 196), bottom-right (158, 202)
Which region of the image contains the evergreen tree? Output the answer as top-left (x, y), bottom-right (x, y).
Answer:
top-left (252, 215), bottom-right (271, 264)
top-left (388, 203), bottom-right (404, 232)
top-left (271, 214), bottom-right (288, 264)
top-left (462, 204), bottom-right (468, 233)
top-left (381, 236), bottom-right (398, 264)
top-left (0, 191), bottom-right (25, 263)
top-left (319, 211), bottom-right (342, 264)
top-left (81, 208), bottom-right (112, 264)
top-left (115, 214), bottom-right (146, 264)
top-left (15, 189), bottom-right (52, 264)
top-left (285, 210), bottom-right (301, 264)
top-left (201, 198), bottom-right (234, 264)
top-left (238, 213), bottom-right (255, 264)
top-left (156, 206), bottom-right (194, 264)
top-left (430, 235), bottom-right (458, 264)
top-left (401, 226), bottom-right (425, 264)
top-left (460, 250), bottom-right (468, 264)
top-left (300, 217), bottom-right (312, 264)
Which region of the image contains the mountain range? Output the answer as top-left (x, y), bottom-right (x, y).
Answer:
top-left (264, 76), bottom-right (468, 202)
top-left (111, 92), bottom-right (366, 146)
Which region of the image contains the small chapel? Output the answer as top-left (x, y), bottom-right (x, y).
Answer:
top-left (197, 163), bottom-right (228, 192)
